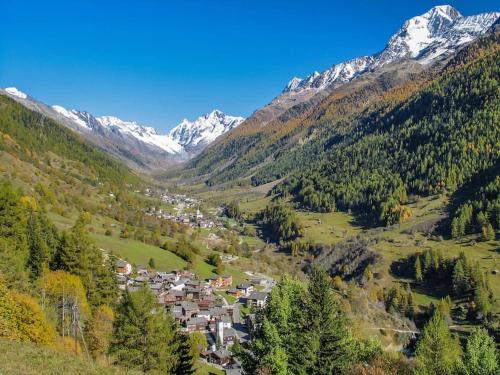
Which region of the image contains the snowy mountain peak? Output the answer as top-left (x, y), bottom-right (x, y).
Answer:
top-left (283, 77), bottom-right (303, 93)
top-left (5, 87), bottom-right (28, 99)
top-left (282, 5), bottom-right (499, 94)
top-left (169, 110), bottom-right (245, 151)
top-left (51, 103), bottom-right (243, 155)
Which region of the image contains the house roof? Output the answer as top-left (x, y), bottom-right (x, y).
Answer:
top-left (237, 283), bottom-right (252, 289)
top-left (186, 317), bottom-right (208, 326)
top-left (212, 349), bottom-right (231, 359)
top-left (181, 301), bottom-right (199, 311)
top-left (248, 291), bottom-right (268, 301)
top-left (223, 327), bottom-right (236, 337)
top-left (115, 260), bottom-right (129, 267)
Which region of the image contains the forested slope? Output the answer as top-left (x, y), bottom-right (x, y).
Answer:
top-left (273, 33), bottom-right (499, 233)
top-left (0, 94), bottom-right (139, 188)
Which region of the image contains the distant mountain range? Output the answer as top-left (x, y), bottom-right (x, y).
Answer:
top-left (282, 5), bottom-right (499, 95)
top-left (0, 87), bottom-right (244, 170)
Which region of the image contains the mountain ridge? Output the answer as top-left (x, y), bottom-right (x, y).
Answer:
top-left (282, 5), bottom-right (499, 95)
top-left (1, 87), bottom-right (244, 169)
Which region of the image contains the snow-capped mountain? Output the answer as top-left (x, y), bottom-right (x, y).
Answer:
top-left (52, 106), bottom-right (183, 155)
top-left (5, 87), bottom-right (28, 99)
top-left (169, 110), bottom-right (245, 152)
top-left (1, 87), bottom-right (244, 169)
top-left (284, 5), bottom-right (499, 93)
top-left (51, 105), bottom-right (243, 155)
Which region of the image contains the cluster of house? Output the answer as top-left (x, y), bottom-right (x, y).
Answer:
top-left (145, 206), bottom-right (216, 229)
top-left (115, 260), bottom-right (270, 369)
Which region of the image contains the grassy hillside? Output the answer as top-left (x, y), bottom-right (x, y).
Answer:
top-left (0, 339), bottom-right (139, 375)
top-left (0, 339), bottom-right (224, 375)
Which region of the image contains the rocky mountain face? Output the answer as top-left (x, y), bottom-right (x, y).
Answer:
top-left (283, 5), bottom-right (499, 95)
top-left (0, 88), bottom-right (244, 170)
top-left (169, 110), bottom-right (244, 153)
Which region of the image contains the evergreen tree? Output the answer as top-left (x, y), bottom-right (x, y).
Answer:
top-left (110, 287), bottom-right (177, 373)
top-left (0, 182), bottom-right (30, 289)
top-left (414, 255), bottom-right (423, 283)
top-left (414, 311), bottom-right (462, 375)
top-left (306, 266), bottom-right (357, 374)
top-left (172, 332), bottom-right (195, 375)
top-left (462, 328), bottom-right (499, 375)
top-left (52, 213), bottom-right (116, 308)
top-left (148, 257), bottom-right (156, 269)
top-left (481, 223), bottom-right (495, 241)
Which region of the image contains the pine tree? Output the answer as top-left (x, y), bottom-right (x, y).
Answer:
top-left (414, 255), bottom-right (423, 283)
top-left (306, 266), bottom-right (356, 374)
top-left (110, 287), bottom-right (177, 373)
top-left (481, 223), bottom-right (495, 241)
top-left (27, 212), bottom-right (49, 280)
top-left (423, 251), bottom-right (432, 276)
top-left (452, 257), bottom-right (467, 296)
top-left (414, 311), bottom-right (462, 375)
top-left (148, 257), bottom-right (156, 269)
top-left (462, 328), bottom-right (498, 375)
top-left (172, 332), bottom-right (195, 375)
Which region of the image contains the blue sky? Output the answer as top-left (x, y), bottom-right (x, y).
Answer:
top-left (1, 0), bottom-right (498, 132)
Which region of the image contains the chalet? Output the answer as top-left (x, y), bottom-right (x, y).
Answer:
top-left (115, 260), bottom-right (132, 275)
top-left (210, 349), bottom-right (232, 367)
top-left (209, 307), bottom-right (229, 320)
top-left (171, 279), bottom-right (186, 291)
top-left (159, 291), bottom-right (176, 306)
top-left (247, 291), bottom-right (268, 308)
top-left (172, 305), bottom-right (184, 322)
top-left (227, 288), bottom-right (244, 298)
top-left (208, 275), bottom-right (233, 288)
top-left (185, 317), bottom-right (208, 332)
top-left (222, 327), bottom-right (236, 346)
top-left (185, 287), bottom-right (203, 301)
top-left (180, 270), bottom-right (196, 279)
top-left (181, 301), bottom-right (199, 319)
top-left (236, 283), bottom-right (254, 296)
top-left (198, 296), bottom-right (216, 310)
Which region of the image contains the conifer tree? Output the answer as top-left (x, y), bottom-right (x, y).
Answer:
top-left (462, 328), bottom-right (498, 375)
top-left (414, 311), bottom-right (462, 375)
top-left (110, 287), bottom-right (177, 373)
top-left (172, 332), bottom-right (195, 375)
top-left (306, 266), bottom-right (357, 374)
top-left (414, 255), bottom-right (423, 283)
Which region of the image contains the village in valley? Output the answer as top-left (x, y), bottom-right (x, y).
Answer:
top-left (143, 188), bottom-right (221, 229)
top-left (115, 259), bottom-right (274, 372)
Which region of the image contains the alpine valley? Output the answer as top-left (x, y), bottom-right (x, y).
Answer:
top-left (0, 4), bottom-right (499, 375)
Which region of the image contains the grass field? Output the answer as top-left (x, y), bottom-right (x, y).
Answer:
top-left (91, 232), bottom-right (248, 285)
top-left (195, 362), bottom-right (225, 375)
top-left (91, 233), bottom-right (188, 271)
top-left (0, 339), bottom-right (139, 375)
